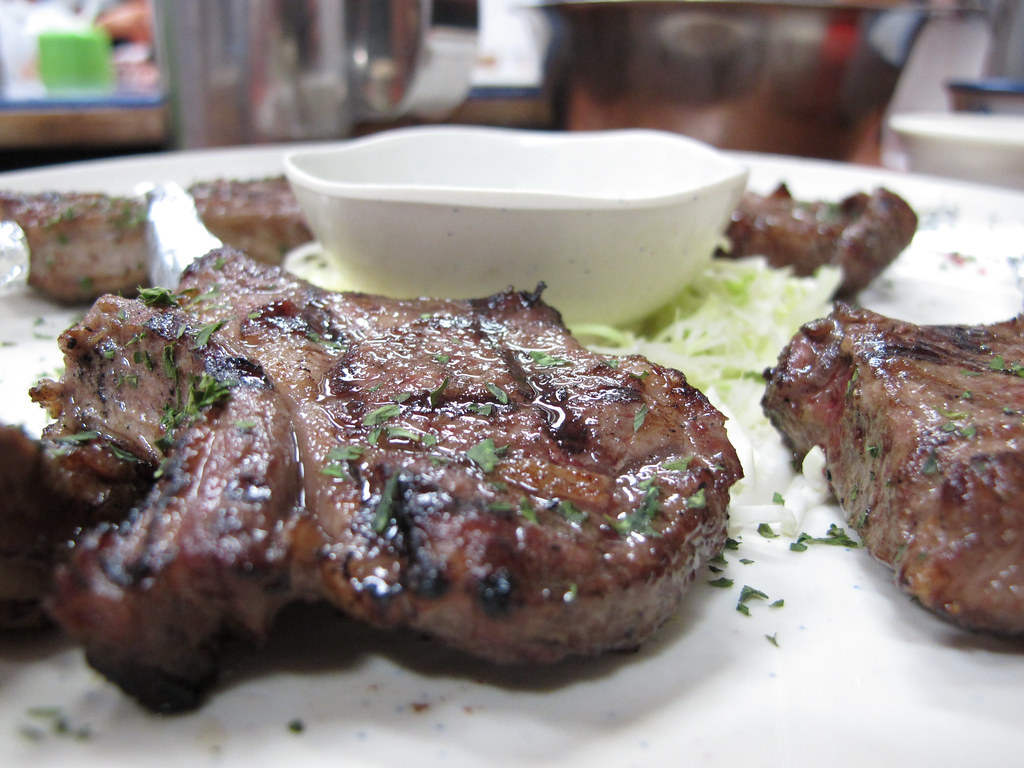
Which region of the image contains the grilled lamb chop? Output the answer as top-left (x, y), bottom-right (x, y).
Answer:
top-left (0, 425), bottom-right (152, 629)
top-left (1, 176), bottom-right (311, 303)
top-left (188, 176), bottom-right (312, 264)
top-left (763, 304), bottom-right (1024, 635)
top-left (716, 184), bottom-right (918, 296)
top-left (40, 249), bottom-right (742, 711)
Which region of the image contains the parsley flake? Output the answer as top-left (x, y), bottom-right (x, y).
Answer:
top-left (364, 403), bottom-right (401, 426)
top-left (138, 286), bottom-right (179, 307)
top-left (633, 403), bottom-right (649, 433)
top-left (193, 320), bottom-right (226, 349)
top-left (528, 350), bottom-right (570, 368)
top-left (466, 438), bottom-right (505, 472)
top-left (485, 382), bottom-right (509, 404)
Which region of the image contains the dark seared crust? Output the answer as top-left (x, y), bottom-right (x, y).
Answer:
top-left (763, 304), bottom-right (1024, 635)
top-left (717, 184), bottom-right (918, 296)
top-left (45, 249), bottom-right (741, 710)
top-left (0, 425), bottom-right (152, 629)
top-left (1, 176), bottom-right (311, 304)
top-left (49, 384), bottom-right (305, 712)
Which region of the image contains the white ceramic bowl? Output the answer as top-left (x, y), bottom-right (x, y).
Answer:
top-left (888, 112), bottom-right (1024, 191)
top-left (283, 126), bottom-right (748, 326)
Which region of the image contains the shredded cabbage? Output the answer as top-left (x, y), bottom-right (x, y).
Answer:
top-left (573, 257), bottom-right (842, 535)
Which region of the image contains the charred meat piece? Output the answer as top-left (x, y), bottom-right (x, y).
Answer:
top-left (0, 425), bottom-right (152, 629)
top-left (763, 304), bottom-right (1024, 635)
top-left (188, 176), bottom-right (312, 264)
top-left (50, 383), bottom-right (305, 712)
top-left (716, 184), bottom-right (918, 296)
top-left (43, 249), bottom-right (741, 711)
top-left (1, 176), bottom-right (312, 304)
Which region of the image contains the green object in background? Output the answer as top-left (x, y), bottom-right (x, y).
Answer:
top-left (37, 27), bottom-right (114, 96)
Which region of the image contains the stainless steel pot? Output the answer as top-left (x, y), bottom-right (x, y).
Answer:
top-left (540, 0), bottom-right (932, 160)
top-left (153, 0), bottom-right (478, 148)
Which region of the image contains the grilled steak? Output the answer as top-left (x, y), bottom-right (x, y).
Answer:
top-left (39, 249), bottom-right (742, 711)
top-left (188, 176), bottom-right (312, 264)
top-left (763, 304), bottom-right (1024, 635)
top-left (0, 425), bottom-right (152, 629)
top-left (716, 184), bottom-right (918, 296)
top-left (1, 177), bottom-right (311, 303)
top-left (0, 191), bottom-right (149, 303)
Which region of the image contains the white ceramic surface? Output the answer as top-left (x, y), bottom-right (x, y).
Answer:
top-left (889, 111), bottom-right (1024, 190)
top-left (2, 148), bottom-right (1024, 768)
top-left (283, 126), bottom-right (749, 326)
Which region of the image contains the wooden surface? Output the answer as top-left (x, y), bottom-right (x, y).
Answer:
top-left (0, 99), bottom-right (167, 150)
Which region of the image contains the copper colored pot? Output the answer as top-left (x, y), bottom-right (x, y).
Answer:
top-left (541, 0), bottom-right (931, 160)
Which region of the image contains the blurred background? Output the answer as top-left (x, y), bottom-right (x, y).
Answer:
top-left (0, 0), bottom-right (1021, 176)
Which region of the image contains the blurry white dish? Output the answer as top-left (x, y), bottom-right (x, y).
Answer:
top-left (283, 126), bottom-right (748, 326)
top-left (888, 112), bottom-right (1024, 190)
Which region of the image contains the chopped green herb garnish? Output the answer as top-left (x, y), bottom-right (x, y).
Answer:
top-left (485, 382), bottom-right (509, 404)
top-left (790, 524), bottom-right (860, 551)
top-left (756, 522), bottom-right (779, 539)
top-left (53, 430), bottom-right (100, 445)
top-left (686, 488), bottom-right (707, 509)
top-left (633, 403), bottom-right (649, 433)
top-left (321, 444), bottom-right (364, 477)
top-left (736, 584), bottom-right (769, 615)
top-left (138, 286), bottom-right (180, 307)
top-left (385, 426), bottom-right (420, 442)
top-left (364, 403), bottom-right (401, 426)
top-left (663, 457), bottom-right (692, 472)
top-left (555, 499), bottom-right (588, 525)
top-left (707, 577), bottom-right (734, 588)
top-left (518, 496), bottom-right (538, 524)
top-left (187, 374), bottom-right (234, 411)
top-left (161, 344), bottom-right (178, 381)
top-left (466, 438), bottom-right (505, 472)
top-left (193, 320), bottom-right (226, 349)
top-left (107, 444), bottom-right (140, 463)
top-left (606, 480), bottom-right (660, 537)
top-left (528, 350), bottom-right (570, 368)
top-left (372, 472), bottom-right (401, 534)
top-left (429, 377), bottom-right (449, 408)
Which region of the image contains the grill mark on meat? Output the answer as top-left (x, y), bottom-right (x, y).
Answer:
top-left (763, 304), bottom-right (1024, 635)
top-left (50, 382), bottom-right (305, 712)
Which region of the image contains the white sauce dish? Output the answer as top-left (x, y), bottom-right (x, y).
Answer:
top-left (284, 126), bottom-right (748, 326)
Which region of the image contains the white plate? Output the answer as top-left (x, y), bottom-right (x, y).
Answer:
top-left (2, 147), bottom-right (1024, 768)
